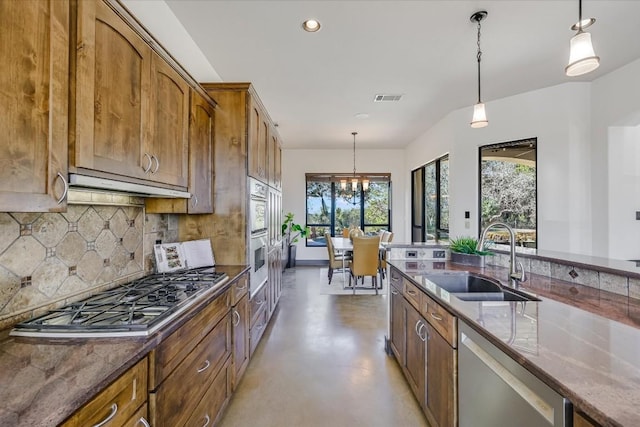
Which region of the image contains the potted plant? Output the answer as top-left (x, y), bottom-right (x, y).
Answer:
top-left (448, 236), bottom-right (493, 268)
top-left (281, 212), bottom-right (310, 268)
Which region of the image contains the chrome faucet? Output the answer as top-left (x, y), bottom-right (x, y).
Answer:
top-left (477, 222), bottom-right (526, 288)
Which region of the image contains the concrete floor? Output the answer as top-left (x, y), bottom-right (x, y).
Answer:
top-left (218, 266), bottom-right (428, 427)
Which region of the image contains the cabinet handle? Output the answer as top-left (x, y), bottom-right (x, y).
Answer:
top-left (137, 417), bottom-right (151, 427)
top-left (233, 310), bottom-right (240, 326)
top-left (201, 414), bottom-right (211, 427)
top-left (414, 320), bottom-right (422, 336)
top-left (256, 299), bottom-right (265, 306)
top-left (236, 281), bottom-right (247, 290)
top-left (192, 195), bottom-right (198, 207)
top-left (406, 289), bottom-right (417, 296)
top-left (430, 312), bottom-right (443, 322)
top-left (416, 321), bottom-right (427, 342)
top-left (390, 289), bottom-right (398, 295)
top-left (56, 172), bottom-right (68, 205)
top-left (142, 153), bottom-right (153, 173)
top-left (92, 403), bottom-right (117, 427)
top-left (151, 155), bottom-right (159, 174)
top-left (196, 359), bottom-right (211, 373)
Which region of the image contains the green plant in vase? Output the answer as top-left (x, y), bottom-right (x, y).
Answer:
top-left (281, 213), bottom-right (310, 268)
top-left (448, 236), bottom-right (493, 267)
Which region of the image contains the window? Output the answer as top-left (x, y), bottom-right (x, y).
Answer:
top-left (479, 138), bottom-right (537, 248)
top-left (305, 174), bottom-right (391, 246)
top-left (412, 155), bottom-right (449, 241)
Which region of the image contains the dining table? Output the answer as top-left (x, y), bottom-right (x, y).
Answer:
top-left (330, 236), bottom-right (386, 288)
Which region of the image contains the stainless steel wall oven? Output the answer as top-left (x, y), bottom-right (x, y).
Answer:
top-left (249, 178), bottom-right (268, 295)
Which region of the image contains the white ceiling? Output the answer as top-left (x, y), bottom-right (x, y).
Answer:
top-left (123, 1), bottom-right (640, 150)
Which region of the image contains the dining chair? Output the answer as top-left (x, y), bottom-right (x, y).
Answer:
top-left (325, 233), bottom-right (350, 284)
top-left (349, 236), bottom-right (381, 295)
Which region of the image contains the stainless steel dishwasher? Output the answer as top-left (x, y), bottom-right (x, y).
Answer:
top-left (458, 321), bottom-right (571, 427)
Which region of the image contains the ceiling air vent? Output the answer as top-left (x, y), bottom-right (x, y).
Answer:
top-left (373, 94), bottom-right (402, 102)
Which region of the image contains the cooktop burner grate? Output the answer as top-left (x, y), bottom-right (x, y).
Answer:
top-left (10, 267), bottom-right (228, 337)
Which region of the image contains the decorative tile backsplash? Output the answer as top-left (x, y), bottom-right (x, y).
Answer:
top-left (0, 203), bottom-right (178, 329)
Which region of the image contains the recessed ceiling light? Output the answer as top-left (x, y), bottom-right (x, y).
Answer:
top-left (355, 113), bottom-right (370, 119)
top-left (302, 19), bottom-right (321, 32)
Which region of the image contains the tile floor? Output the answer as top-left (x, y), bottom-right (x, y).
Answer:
top-left (219, 266), bottom-right (428, 427)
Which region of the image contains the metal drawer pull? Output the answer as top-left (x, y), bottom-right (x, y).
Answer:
top-left (414, 320), bottom-right (422, 336)
top-left (418, 323), bottom-right (427, 342)
top-left (406, 289), bottom-right (417, 296)
top-left (56, 172), bottom-right (68, 205)
top-left (236, 282), bottom-right (247, 290)
top-left (390, 289), bottom-right (398, 295)
top-left (430, 313), bottom-right (443, 321)
top-left (233, 310), bottom-right (240, 326)
top-left (142, 153), bottom-right (153, 173)
top-left (201, 414), bottom-right (211, 427)
top-left (137, 417), bottom-right (151, 427)
top-left (151, 155), bottom-right (160, 173)
top-left (192, 195), bottom-right (198, 207)
top-left (92, 403), bottom-right (117, 427)
top-left (196, 359), bottom-right (211, 373)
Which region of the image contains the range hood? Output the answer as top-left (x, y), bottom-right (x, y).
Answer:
top-left (69, 174), bottom-right (191, 198)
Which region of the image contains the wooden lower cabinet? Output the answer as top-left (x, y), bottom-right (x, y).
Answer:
top-left (390, 266), bottom-right (458, 427)
top-left (149, 289), bottom-right (232, 427)
top-left (574, 410), bottom-right (599, 427)
top-left (389, 276), bottom-right (404, 362)
top-left (185, 357), bottom-right (232, 427)
top-left (232, 292), bottom-right (250, 389)
top-left (61, 357), bottom-right (148, 427)
top-left (404, 301), bottom-right (426, 403)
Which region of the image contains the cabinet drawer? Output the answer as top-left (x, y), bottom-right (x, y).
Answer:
top-left (250, 285), bottom-right (268, 327)
top-left (151, 314), bottom-right (231, 427)
top-left (151, 289), bottom-right (230, 387)
top-left (423, 294), bottom-right (457, 348)
top-left (62, 358), bottom-right (147, 427)
top-left (403, 279), bottom-right (422, 311)
top-left (124, 403), bottom-right (149, 427)
top-left (185, 357), bottom-right (232, 427)
top-left (250, 305), bottom-right (268, 356)
top-left (390, 268), bottom-right (403, 292)
top-left (231, 273), bottom-right (249, 306)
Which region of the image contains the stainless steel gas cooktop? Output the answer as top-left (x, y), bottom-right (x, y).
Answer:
top-left (10, 267), bottom-right (228, 338)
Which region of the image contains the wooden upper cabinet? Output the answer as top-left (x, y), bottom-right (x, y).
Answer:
top-left (268, 129), bottom-right (282, 189)
top-left (248, 97), bottom-right (268, 182)
top-left (74, 0), bottom-right (151, 181)
top-left (188, 90), bottom-right (214, 213)
top-left (0, 0), bottom-right (69, 212)
top-left (147, 53), bottom-right (190, 187)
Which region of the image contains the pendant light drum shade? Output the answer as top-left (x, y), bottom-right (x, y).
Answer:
top-left (471, 103), bottom-right (488, 128)
top-left (565, 0), bottom-right (600, 77)
top-left (565, 31), bottom-right (600, 76)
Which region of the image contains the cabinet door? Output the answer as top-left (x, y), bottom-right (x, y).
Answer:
top-left (425, 323), bottom-right (457, 427)
top-left (268, 130), bottom-right (277, 187)
top-left (0, 0), bottom-right (69, 212)
top-left (232, 293), bottom-right (250, 390)
top-left (274, 135), bottom-right (282, 189)
top-left (147, 53), bottom-right (189, 187)
top-left (389, 284), bottom-right (404, 362)
top-left (404, 301), bottom-right (426, 407)
top-left (188, 91), bottom-right (214, 213)
top-left (248, 96), bottom-right (268, 182)
top-left (75, 0), bottom-right (150, 179)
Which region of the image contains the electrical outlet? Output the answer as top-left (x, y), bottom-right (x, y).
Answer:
top-left (155, 239), bottom-right (162, 245)
top-left (406, 250), bottom-right (417, 258)
top-left (433, 250), bottom-right (446, 259)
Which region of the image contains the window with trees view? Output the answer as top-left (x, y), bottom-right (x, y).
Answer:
top-left (305, 174), bottom-right (391, 246)
top-left (412, 155), bottom-right (449, 241)
top-left (479, 138), bottom-right (537, 248)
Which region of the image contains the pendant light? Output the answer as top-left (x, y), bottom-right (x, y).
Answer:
top-left (470, 11), bottom-right (488, 128)
top-left (341, 132), bottom-right (368, 200)
top-left (565, 0), bottom-right (599, 76)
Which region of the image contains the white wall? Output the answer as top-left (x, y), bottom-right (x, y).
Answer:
top-left (281, 148), bottom-right (405, 261)
top-left (608, 125), bottom-right (640, 260)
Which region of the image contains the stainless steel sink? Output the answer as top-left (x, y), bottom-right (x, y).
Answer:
top-left (422, 272), bottom-right (540, 302)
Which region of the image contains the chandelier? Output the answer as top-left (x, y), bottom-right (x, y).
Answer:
top-left (340, 132), bottom-right (369, 193)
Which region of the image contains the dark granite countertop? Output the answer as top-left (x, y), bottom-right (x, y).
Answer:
top-left (0, 265), bottom-right (249, 427)
top-left (389, 260), bottom-right (640, 427)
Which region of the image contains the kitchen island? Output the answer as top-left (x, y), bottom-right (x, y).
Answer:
top-left (388, 258), bottom-right (640, 427)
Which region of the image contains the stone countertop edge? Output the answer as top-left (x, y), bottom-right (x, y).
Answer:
top-left (0, 265), bottom-right (250, 427)
top-left (390, 260), bottom-right (640, 427)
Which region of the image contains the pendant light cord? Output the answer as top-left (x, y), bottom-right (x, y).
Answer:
top-left (352, 132), bottom-right (357, 177)
top-left (476, 18), bottom-right (483, 104)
